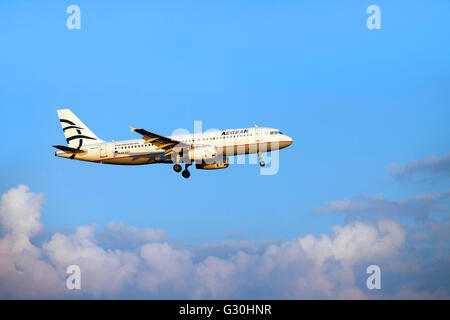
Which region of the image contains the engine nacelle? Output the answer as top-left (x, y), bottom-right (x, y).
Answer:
top-left (195, 157), bottom-right (229, 170)
top-left (188, 145), bottom-right (217, 161)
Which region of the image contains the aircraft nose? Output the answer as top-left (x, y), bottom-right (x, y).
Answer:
top-left (285, 135), bottom-right (293, 146)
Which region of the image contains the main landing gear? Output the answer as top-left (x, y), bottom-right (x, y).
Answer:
top-left (173, 163), bottom-right (191, 178)
top-left (182, 169), bottom-right (190, 179)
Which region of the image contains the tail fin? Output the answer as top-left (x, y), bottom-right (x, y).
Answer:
top-left (57, 109), bottom-right (103, 148)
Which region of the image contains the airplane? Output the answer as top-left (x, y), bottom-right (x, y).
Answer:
top-left (53, 109), bottom-right (293, 178)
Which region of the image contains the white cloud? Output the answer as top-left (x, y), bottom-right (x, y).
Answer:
top-left (96, 221), bottom-right (167, 250)
top-left (390, 153), bottom-right (450, 182)
top-left (43, 225), bottom-right (139, 298)
top-left (0, 185), bottom-right (62, 298)
top-left (0, 184), bottom-right (44, 253)
top-left (251, 220), bottom-right (406, 299)
top-left (138, 242), bottom-right (193, 294)
top-left (315, 191), bottom-right (450, 221)
top-left (0, 185), bottom-right (448, 299)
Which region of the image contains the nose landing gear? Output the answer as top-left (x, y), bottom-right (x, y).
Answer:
top-left (258, 152), bottom-right (265, 167)
top-left (173, 164), bottom-right (182, 172)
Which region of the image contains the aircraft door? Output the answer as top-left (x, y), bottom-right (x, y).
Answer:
top-left (100, 143), bottom-right (107, 158)
top-left (256, 128), bottom-right (261, 142)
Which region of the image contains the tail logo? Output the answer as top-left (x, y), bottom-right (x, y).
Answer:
top-left (60, 118), bottom-right (97, 149)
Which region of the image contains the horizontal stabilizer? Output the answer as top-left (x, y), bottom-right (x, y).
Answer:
top-left (52, 145), bottom-right (86, 154)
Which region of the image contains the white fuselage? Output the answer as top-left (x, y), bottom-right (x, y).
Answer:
top-left (55, 127), bottom-right (293, 165)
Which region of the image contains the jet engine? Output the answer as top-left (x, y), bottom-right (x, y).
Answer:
top-left (188, 145), bottom-right (217, 161)
top-left (195, 157), bottom-right (229, 170)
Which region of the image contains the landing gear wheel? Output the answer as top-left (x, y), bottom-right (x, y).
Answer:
top-left (182, 170), bottom-right (190, 179)
top-left (259, 161), bottom-right (265, 167)
top-left (173, 164), bottom-right (182, 172)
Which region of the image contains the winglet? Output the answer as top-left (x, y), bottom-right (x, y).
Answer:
top-left (129, 126), bottom-right (136, 132)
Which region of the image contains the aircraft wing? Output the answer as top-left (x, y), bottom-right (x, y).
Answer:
top-left (129, 127), bottom-right (189, 155)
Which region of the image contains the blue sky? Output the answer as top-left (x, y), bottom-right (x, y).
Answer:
top-left (0, 1), bottom-right (449, 299)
